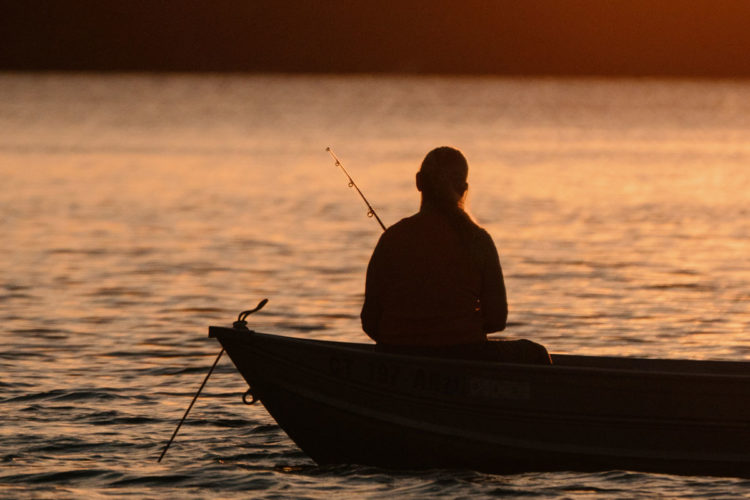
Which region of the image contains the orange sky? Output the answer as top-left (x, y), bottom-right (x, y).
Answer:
top-left (3, 0), bottom-right (750, 76)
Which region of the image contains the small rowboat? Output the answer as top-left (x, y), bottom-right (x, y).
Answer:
top-left (209, 324), bottom-right (750, 478)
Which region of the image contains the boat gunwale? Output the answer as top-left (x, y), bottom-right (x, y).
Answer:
top-left (208, 326), bottom-right (750, 381)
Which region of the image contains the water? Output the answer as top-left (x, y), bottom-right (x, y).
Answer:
top-left (1, 73), bottom-right (749, 498)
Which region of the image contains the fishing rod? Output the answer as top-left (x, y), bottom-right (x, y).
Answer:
top-left (326, 147), bottom-right (386, 232)
top-left (159, 151), bottom-right (380, 462)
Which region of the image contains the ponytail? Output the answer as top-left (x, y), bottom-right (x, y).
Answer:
top-left (418, 147), bottom-right (484, 266)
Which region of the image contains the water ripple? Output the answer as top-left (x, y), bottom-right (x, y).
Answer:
top-left (2, 74), bottom-right (750, 499)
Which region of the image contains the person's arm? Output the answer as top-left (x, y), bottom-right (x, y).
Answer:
top-left (360, 238), bottom-right (384, 342)
top-left (480, 233), bottom-right (508, 333)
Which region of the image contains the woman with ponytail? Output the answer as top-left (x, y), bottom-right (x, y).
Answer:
top-left (361, 147), bottom-right (550, 364)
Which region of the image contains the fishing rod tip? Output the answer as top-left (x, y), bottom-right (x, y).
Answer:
top-left (325, 146), bottom-right (331, 152)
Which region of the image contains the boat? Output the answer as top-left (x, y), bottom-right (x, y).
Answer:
top-left (209, 323), bottom-right (750, 478)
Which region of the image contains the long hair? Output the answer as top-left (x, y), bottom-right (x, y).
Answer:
top-left (418, 147), bottom-right (483, 262)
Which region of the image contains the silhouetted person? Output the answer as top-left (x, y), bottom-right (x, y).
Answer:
top-left (361, 147), bottom-right (550, 365)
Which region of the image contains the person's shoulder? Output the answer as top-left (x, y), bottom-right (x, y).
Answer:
top-left (384, 213), bottom-right (421, 233)
top-left (471, 222), bottom-right (497, 249)
top-left (474, 224), bottom-right (492, 240)
top-left (464, 216), bottom-right (489, 238)
top-left (375, 214), bottom-right (417, 247)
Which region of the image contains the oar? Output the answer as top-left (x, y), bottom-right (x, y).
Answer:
top-left (157, 298), bottom-right (268, 462)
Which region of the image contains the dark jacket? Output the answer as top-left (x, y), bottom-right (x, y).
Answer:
top-left (361, 208), bottom-right (508, 346)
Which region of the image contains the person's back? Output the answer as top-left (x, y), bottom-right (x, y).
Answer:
top-left (360, 146), bottom-right (550, 364)
top-left (361, 208), bottom-right (505, 345)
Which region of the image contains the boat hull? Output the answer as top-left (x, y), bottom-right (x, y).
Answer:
top-left (210, 326), bottom-right (750, 477)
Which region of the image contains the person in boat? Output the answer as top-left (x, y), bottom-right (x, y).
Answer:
top-left (361, 146), bottom-right (551, 365)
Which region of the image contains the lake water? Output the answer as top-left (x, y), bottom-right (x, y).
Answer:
top-left (1, 73), bottom-right (749, 498)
